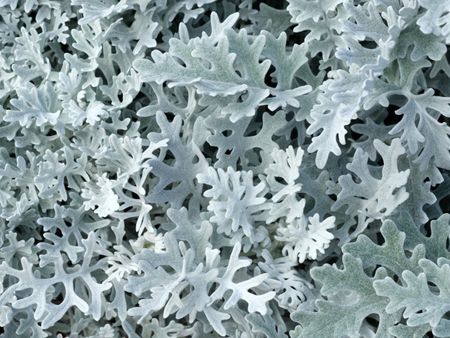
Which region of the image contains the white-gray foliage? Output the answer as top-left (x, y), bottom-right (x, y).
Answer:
top-left (0, 0), bottom-right (449, 337)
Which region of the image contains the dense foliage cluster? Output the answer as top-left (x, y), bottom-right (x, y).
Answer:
top-left (0, 0), bottom-right (450, 337)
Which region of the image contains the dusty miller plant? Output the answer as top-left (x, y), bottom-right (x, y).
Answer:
top-left (0, 0), bottom-right (450, 337)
